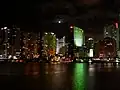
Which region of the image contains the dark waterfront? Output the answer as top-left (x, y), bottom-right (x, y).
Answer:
top-left (0, 63), bottom-right (120, 90)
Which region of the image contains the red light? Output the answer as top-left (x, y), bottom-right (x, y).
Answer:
top-left (115, 23), bottom-right (118, 28)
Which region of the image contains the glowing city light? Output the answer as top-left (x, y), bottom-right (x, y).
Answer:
top-left (8, 55), bottom-right (12, 59)
top-left (70, 26), bottom-right (73, 29)
top-left (89, 49), bottom-right (93, 57)
top-left (51, 32), bottom-right (54, 35)
top-left (4, 27), bottom-right (7, 29)
top-left (58, 20), bottom-right (61, 23)
top-left (13, 56), bottom-right (17, 59)
top-left (88, 38), bottom-right (93, 40)
top-left (45, 32), bottom-right (48, 34)
top-left (115, 23), bottom-right (118, 28)
top-left (73, 64), bottom-right (86, 90)
top-left (74, 26), bottom-right (84, 47)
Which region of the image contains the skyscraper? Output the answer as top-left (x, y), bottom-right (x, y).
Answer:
top-left (0, 25), bottom-right (21, 59)
top-left (42, 32), bottom-right (56, 57)
top-left (86, 38), bottom-right (94, 57)
top-left (56, 36), bottom-right (66, 55)
top-left (104, 23), bottom-right (119, 56)
top-left (66, 25), bottom-right (74, 57)
top-left (104, 24), bottom-right (117, 39)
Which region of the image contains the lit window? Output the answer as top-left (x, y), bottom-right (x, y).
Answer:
top-left (58, 20), bottom-right (61, 23)
top-left (51, 32), bottom-right (54, 35)
top-left (4, 27), bottom-right (7, 29)
top-left (107, 43), bottom-right (112, 46)
top-left (106, 32), bottom-right (108, 34)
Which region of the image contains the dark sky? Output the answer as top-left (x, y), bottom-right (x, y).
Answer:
top-left (0, 0), bottom-right (120, 37)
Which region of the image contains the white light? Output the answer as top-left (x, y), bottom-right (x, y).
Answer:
top-left (89, 59), bottom-right (92, 63)
top-left (8, 55), bottom-right (12, 59)
top-left (13, 56), bottom-right (17, 59)
top-left (70, 26), bottom-right (73, 29)
top-left (58, 20), bottom-right (61, 23)
top-left (105, 32), bottom-right (108, 34)
top-left (45, 32), bottom-right (48, 34)
top-left (63, 36), bottom-right (65, 38)
top-left (107, 60), bottom-right (109, 62)
top-left (88, 38), bottom-right (93, 40)
top-left (89, 49), bottom-right (93, 57)
top-left (51, 32), bottom-right (54, 35)
top-left (1, 28), bottom-right (3, 30)
top-left (81, 59), bottom-right (84, 62)
top-left (4, 27), bottom-right (7, 29)
top-left (116, 58), bottom-right (119, 63)
top-left (107, 43), bottom-right (112, 46)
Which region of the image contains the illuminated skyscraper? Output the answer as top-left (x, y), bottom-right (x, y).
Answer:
top-left (56, 36), bottom-right (66, 55)
top-left (66, 25), bottom-right (74, 56)
top-left (73, 26), bottom-right (85, 58)
top-left (104, 24), bottom-right (117, 39)
top-left (104, 23), bottom-right (119, 55)
top-left (42, 32), bottom-right (56, 56)
top-left (86, 38), bottom-right (94, 57)
top-left (73, 26), bottom-right (84, 47)
top-left (67, 25), bottom-right (85, 58)
top-left (0, 25), bottom-right (21, 59)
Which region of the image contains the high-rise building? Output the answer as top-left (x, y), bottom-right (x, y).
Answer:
top-left (67, 25), bottom-right (85, 58)
top-left (42, 32), bottom-right (56, 56)
top-left (35, 32), bottom-right (41, 55)
top-left (20, 32), bottom-right (41, 59)
top-left (1, 26), bottom-right (21, 59)
top-left (0, 27), bottom-right (5, 56)
top-left (86, 38), bottom-right (94, 49)
top-left (95, 38), bottom-right (116, 59)
top-left (104, 24), bottom-right (116, 39)
top-left (73, 26), bottom-right (85, 58)
top-left (8, 26), bottom-right (20, 58)
top-left (104, 37), bottom-right (116, 58)
top-left (20, 31), bottom-right (26, 59)
top-left (86, 38), bottom-right (94, 57)
top-left (66, 25), bottom-right (74, 57)
top-left (104, 23), bottom-right (119, 55)
top-left (56, 36), bottom-right (66, 55)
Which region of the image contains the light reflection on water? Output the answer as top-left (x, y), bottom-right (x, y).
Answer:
top-left (1, 63), bottom-right (120, 90)
top-left (72, 63), bottom-right (86, 90)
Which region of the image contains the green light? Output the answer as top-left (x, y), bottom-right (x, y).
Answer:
top-left (72, 64), bottom-right (86, 90)
top-left (74, 26), bottom-right (84, 47)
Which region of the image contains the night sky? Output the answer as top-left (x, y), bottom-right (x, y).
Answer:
top-left (0, 0), bottom-right (120, 37)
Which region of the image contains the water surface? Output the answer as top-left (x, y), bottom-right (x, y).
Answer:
top-left (0, 63), bottom-right (120, 90)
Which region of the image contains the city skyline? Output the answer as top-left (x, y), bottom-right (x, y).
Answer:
top-left (1, 1), bottom-right (120, 90)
